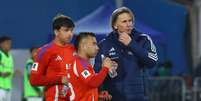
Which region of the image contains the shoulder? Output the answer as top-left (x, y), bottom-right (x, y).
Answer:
top-left (38, 43), bottom-right (53, 52)
top-left (139, 33), bottom-right (157, 52)
top-left (98, 38), bottom-right (113, 53)
top-left (75, 56), bottom-right (90, 69)
top-left (0, 50), bottom-right (2, 56)
top-left (134, 31), bottom-right (153, 43)
top-left (67, 44), bottom-right (76, 52)
top-left (98, 38), bottom-right (107, 46)
top-left (0, 51), bottom-right (2, 61)
top-left (98, 35), bottom-right (114, 48)
top-left (0, 50), bottom-right (3, 54)
top-left (139, 33), bottom-right (153, 41)
top-left (36, 43), bottom-right (53, 60)
top-left (0, 50), bottom-right (4, 57)
top-left (26, 58), bottom-right (33, 64)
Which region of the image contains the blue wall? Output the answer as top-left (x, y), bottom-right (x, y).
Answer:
top-left (0, 0), bottom-right (189, 75)
top-left (124, 0), bottom-right (188, 75)
top-left (0, 0), bottom-right (106, 48)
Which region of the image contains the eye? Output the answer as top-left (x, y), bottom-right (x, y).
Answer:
top-left (64, 29), bottom-right (69, 32)
top-left (122, 20), bottom-right (127, 23)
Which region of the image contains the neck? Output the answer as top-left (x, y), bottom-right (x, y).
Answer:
top-left (54, 38), bottom-right (67, 47)
top-left (78, 51), bottom-right (90, 62)
top-left (0, 48), bottom-right (8, 54)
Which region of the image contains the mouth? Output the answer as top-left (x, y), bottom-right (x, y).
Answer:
top-left (126, 29), bottom-right (132, 32)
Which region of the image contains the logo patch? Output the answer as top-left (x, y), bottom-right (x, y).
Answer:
top-left (66, 64), bottom-right (70, 70)
top-left (73, 51), bottom-right (77, 56)
top-left (31, 62), bottom-right (39, 71)
top-left (109, 47), bottom-right (115, 52)
top-left (128, 51), bottom-right (133, 55)
top-left (81, 70), bottom-right (91, 79)
top-left (55, 55), bottom-right (62, 61)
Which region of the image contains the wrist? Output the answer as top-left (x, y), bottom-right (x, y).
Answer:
top-left (61, 76), bottom-right (68, 85)
top-left (102, 66), bottom-right (109, 72)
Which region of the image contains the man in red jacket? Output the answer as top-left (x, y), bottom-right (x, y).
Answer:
top-left (67, 32), bottom-right (114, 101)
top-left (30, 14), bottom-right (75, 101)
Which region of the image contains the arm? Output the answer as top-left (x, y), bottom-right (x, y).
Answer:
top-left (94, 45), bottom-right (104, 73)
top-left (2, 53), bottom-right (14, 78)
top-left (30, 49), bottom-right (63, 86)
top-left (94, 45), bottom-right (111, 92)
top-left (0, 53), bottom-right (4, 76)
top-left (81, 67), bottom-right (109, 88)
top-left (75, 58), bottom-right (109, 88)
top-left (0, 53), bottom-right (2, 66)
top-left (26, 62), bottom-right (32, 77)
top-left (83, 67), bottom-right (109, 88)
top-left (128, 34), bottom-right (158, 67)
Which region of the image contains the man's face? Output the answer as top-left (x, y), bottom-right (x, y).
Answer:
top-left (55, 26), bottom-right (74, 44)
top-left (83, 36), bottom-right (99, 58)
top-left (0, 40), bottom-right (11, 52)
top-left (114, 12), bottom-right (133, 34)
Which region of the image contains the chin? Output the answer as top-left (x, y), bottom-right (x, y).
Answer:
top-left (90, 54), bottom-right (97, 58)
top-left (127, 31), bottom-right (132, 34)
top-left (65, 40), bottom-right (71, 44)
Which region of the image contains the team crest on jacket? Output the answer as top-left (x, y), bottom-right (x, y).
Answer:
top-left (81, 70), bottom-right (91, 79)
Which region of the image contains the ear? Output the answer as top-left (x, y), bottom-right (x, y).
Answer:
top-left (54, 30), bottom-right (58, 36)
top-left (114, 26), bottom-right (118, 30)
top-left (113, 23), bottom-right (118, 30)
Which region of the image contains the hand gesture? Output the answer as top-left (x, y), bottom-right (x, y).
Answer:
top-left (61, 76), bottom-right (68, 85)
top-left (118, 32), bottom-right (131, 46)
top-left (99, 90), bottom-right (112, 101)
top-left (102, 57), bottom-right (112, 69)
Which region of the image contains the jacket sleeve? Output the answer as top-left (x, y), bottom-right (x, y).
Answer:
top-left (128, 34), bottom-right (158, 68)
top-left (30, 49), bottom-right (62, 86)
top-left (75, 60), bottom-right (109, 88)
top-left (94, 44), bottom-right (104, 73)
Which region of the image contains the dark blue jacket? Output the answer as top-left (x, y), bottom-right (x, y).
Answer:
top-left (94, 29), bottom-right (158, 101)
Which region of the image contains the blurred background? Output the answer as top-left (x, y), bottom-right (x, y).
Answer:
top-left (1, 0), bottom-right (201, 101)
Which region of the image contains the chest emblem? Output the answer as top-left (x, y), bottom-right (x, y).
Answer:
top-left (55, 55), bottom-right (63, 61)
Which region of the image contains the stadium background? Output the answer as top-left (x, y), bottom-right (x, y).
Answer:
top-left (0, 0), bottom-right (200, 101)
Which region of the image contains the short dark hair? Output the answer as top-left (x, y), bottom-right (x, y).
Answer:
top-left (52, 14), bottom-right (75, 30)
top-left (0, 36), bottom-right (11, 44)
top-left (74, 32), bottom-right (96, 51)
top-left (110, 7), bottom-right (134, 30)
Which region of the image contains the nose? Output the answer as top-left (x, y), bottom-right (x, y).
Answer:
top-left (68, 31), bottom-right (73, 37)
top-left (127, 22), bottom-right (133, 28)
